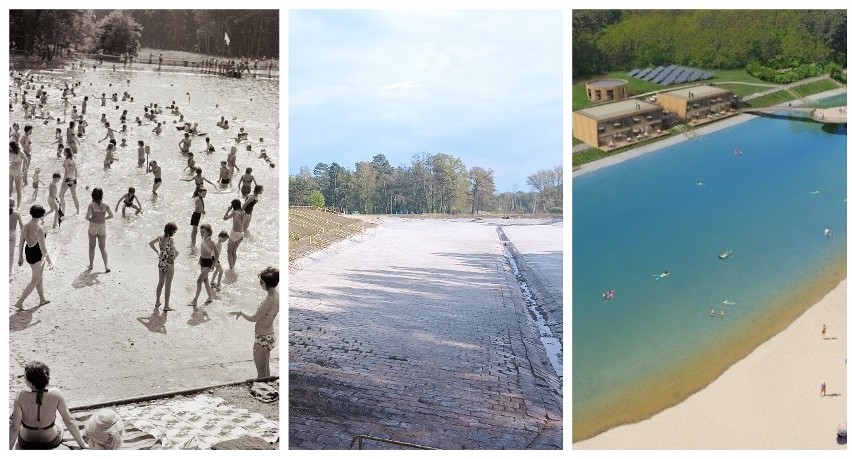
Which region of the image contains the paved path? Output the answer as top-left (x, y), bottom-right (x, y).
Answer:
top-left (289, 218), bottom-right (562, 449)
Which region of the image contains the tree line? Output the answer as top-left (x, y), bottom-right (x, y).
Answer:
top-left (10, 10), bottom-right (279, 59)
top-left (573, 10), bottom-right (846, 79)
top-left (289, 154), bottom-right (563, 215)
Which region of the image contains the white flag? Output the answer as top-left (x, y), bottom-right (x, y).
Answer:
top-left (224, 32), bottom-right (230, 46)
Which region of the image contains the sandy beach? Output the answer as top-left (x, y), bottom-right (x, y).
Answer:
top-left (575, 279), bottom-right (846, 449)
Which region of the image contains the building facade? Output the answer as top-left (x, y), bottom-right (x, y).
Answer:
top-left (656, 85), bottom-right (735, 124)
top-left (585, 79), bottom-right (629, 102)
top-left (573, 99), bottom-right (667, 150)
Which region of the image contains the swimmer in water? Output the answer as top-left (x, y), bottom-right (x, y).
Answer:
top-left (696, 180), bottom-right (705, 186)
top-left (721, 299), bottom-right (736, 305)
top-left (824, 227), bottom-right (834, 237)
top-left (652, 270), bottom-right (670, 281)
top-left (710, 308), bottom-right (715, 318)
top-left (810, 190), bottom-right (820, 195)
top-left (718, 250), bottom-right (732, 259)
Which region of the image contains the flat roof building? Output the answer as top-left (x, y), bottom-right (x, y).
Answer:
top-left (586, 79), bottom-right (629, 102)
top-left (657, 85), bottom-right (735, 125)
top-left (573, 99), bottom-right (669, 151)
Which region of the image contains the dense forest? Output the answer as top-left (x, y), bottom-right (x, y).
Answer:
top-left (573, 10), bottom-right (846, 79)
top-left (289, 155), bottom-right (563, 216)
top-left (10, 10), bottom-right (279, 59)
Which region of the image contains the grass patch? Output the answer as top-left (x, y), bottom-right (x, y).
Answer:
top-left (572, 136), bottom-right (585, 146)
top-left (288, 208), bottom-right (375, 264)
top-left (746, 90), bottom-right (798, 108)
top-left (792, 79), bottom-right (842, 98)
top-left (714, 83), bottom-right (774, 98)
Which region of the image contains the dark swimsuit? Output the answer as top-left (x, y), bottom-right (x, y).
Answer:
top-left (18, 389), bottom-right (61, 450)
top-left (244, 198), bottom-right (257, 215)
top-left (24, 240), bottom-right (43, 264)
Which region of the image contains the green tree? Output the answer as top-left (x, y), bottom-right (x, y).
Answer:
top-left (96, 11), bottom-right (143, 56)
top-left (469, 167), bottom-right (496, 214)
top-left (308, 190), bottom-right (325, 208)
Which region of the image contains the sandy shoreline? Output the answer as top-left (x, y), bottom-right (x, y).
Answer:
top-left (575, 278), bottom-right (846, 449)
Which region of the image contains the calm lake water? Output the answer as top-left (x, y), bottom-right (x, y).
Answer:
top-left (573, 94), bottom-right (846, 440)
top-left (10, 62), bottom-right (279, 309)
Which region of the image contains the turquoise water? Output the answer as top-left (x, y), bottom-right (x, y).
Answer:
top-left (573, 96), bottom-right (846, 434)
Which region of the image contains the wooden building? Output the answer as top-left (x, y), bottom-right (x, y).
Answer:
top-left (573, 99), bottom-right (667, 151)
top-left (656, 85), bottom-right (735, 125)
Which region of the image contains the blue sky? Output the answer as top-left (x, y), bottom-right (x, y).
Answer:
top-left (289, 10), bottom-right (563, 193)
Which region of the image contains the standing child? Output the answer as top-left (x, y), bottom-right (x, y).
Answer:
top-left (103, 143), bottom-right (117, 168)
top-left (190, 223), bottom-right (218, 307)
top-left (44, 173), bottom-right (64, 228)
top-left (77, 117), bottom-right (87, 137)
top-left (181, 167), bottom-right (216, 195)
top-left (137, 141), bottom-right (146, 167)
top-left (211, 231), bottom-right (229, 288)
top-left (55, 143), bottom-right (64, 159)
top-left (99, 122), bottom-right (116, 144)
top-left (178, 133), bottom-right (192, 154)
top-left (30, 167), bottom-right (44, 200)
top-left (189, 188), bottom-right (207, 246)
top-left (148, 160), bottom-right (163, 195)
top-left (218, 161), bottom-right (232, 189)
top-left (239, 167), bottom-right (256, 198)
top-left (115, 187), bottom-right (143, 216)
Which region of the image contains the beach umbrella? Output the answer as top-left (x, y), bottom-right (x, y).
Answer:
top-left (838, 422), bottom-right (847, 437)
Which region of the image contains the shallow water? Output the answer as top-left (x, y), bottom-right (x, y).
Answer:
top-left (10, 62), bottom-right (279, 309)
top-left (573, 95), bottom-right (846, 439)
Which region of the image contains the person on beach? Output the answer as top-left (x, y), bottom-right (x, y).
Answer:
top-left (189, 188), bottom-right (207, 246)
top-left (227, 146), bottom-right (240, 177)
top-left (239, 167), bottom-right (256, 198)
top-left (103, 143), bottom-right (117, 169)
top-left (10, 123), bottom-right (21, 143)
top-left (44, 173), bottom-right (63, 229)
top-left (115, 187), bottom-right (142, 216)
top-left (190, 223), bottom-right (218, 307)
top-left (10, 141), bottom-right (29, 208)
top-left (84, 409), bottom-right (124, 449)
top-left (218, 161), bottom-right (232, 188)
top-left (232, 266), bottom-right (279, 378)
top-left (148, 161), bottom-right (163, 195)
top-left (820, 382), bottom-right (826, 397)
top-left (137, 140), bottom-right (146, 167)
top-left (81, 96), bottom-right (88, 115)
top-left (66, 121), bottom-right (78, 156)
top-left (9, 361), bottom-right (88, 450)
top-left (821, 324), bottom-right (826, 339)
top-left (20, 125), bottom-right (33, 184)
top-left (10, 198), bottom-right (24, 274)
top-left (99, 122), bottom-right (117, 144)
top-left (14, 205), bottom-right (52, 309)
top-left (150, 222), bottom-right (179, 311)
top-left (85, 187), bottom-right (113, 272)
top-left (183, 153), bottom-right (196, 173)
top-left (223, 199), bottom-right (246, 269)
top-left (59, 148), bottom-right (80, 215)
top-left (242, 185), bottom-right (263, 231)
top-left (30, 167), bottom-right (44, 200)
top-left (178, 132), bottom-right (192, 154)
top-left (211, 231), bottom-right (229, 289)
top-left (182, 167), bottom-right (216, 195)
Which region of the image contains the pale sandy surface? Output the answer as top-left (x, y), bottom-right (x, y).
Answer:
top-left (8, 218), bottom-right (279, 413)
top-left (575, 280), bottom-right (846, 449)
top-left (289, 218), bottom-right (562, 449)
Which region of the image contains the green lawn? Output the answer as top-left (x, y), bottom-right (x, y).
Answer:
top-left (714, 83), bottom-right (772, 98)
top-left (745, 91), bottom-right (798, 108)
top-left (792, 79), bottom-right (842, 98)
top-left (572, 136), bottom-right (584, 146)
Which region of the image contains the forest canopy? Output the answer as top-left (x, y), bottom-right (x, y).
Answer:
top-left (573, 10), bottom-right (846, 79)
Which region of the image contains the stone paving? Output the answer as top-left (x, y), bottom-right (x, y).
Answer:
top-left (288, 218), bottom-right (562, 449)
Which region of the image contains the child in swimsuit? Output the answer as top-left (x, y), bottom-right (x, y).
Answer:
top-left (45, 173), bottom-right (62, 228)
top-left (178, 133), bottom-right (191, 153)
top-left (211, 231), bottom-right (229, 289)
top-left (30, 168), bottom-right (44, 200)
top-left (218, 161), bottom-right (231, 188)
top-left (239, 168), bottom-right (256, 198)
top-left (189, 189), bottom-right (207, 246)
top-left (183, 153), bottom-right (195, 173)
top-left (190, 224), bottom-right (218, 307)
top-left (115, 187), bottom-right (143, 216)
top-left (103, 143), bottom-right (116, 169)
top-left (148, 161), bottom-right (163, 195)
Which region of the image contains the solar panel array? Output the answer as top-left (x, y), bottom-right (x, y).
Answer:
top-left (628, 65), bottom-right (715, 86)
